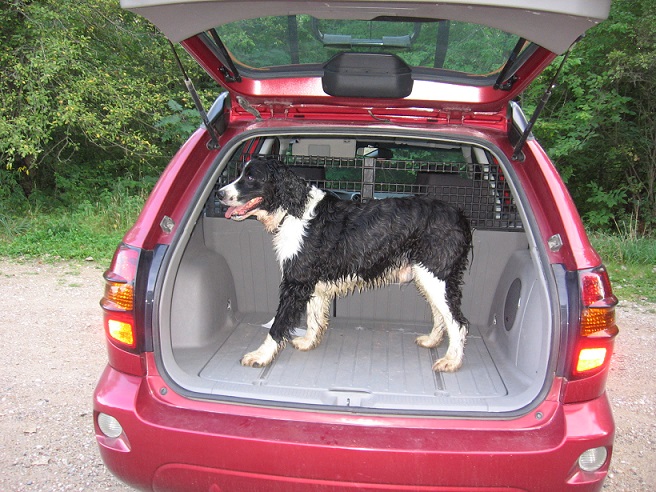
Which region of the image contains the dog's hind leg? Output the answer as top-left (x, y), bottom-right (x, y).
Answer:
top-left (292, 284), bottom-right (332, 351)
top-left (415, 309), bottom-right (446, 349)
top-left (412, 265), bottom-right (467, 372)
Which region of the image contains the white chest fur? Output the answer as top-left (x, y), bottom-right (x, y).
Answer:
top-left (272, 187), bottom-right (325, 266)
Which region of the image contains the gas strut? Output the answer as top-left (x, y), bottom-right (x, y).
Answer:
top-left (512, 43), bottom-right (577, 161)
top-left (168, 40), bottom-right (220, 150)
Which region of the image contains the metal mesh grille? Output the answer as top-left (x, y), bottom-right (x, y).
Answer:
top-left (208, 154), bottom-right (522, 230)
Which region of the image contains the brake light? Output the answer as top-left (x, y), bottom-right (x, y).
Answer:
top-left (576, 347), bottom-right (608, 373)
top-left (563, 266), bottom-right (618, 403)
top-left (107, 318), bottom-right (135, 348)
top-left (573, 267), bottom-right (618, 378)
top-left (101, 244), bottom-right (140, 351)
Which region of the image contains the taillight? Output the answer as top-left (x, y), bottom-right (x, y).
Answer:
top-left (101, 244), bottom-right (140, 352)
top-left (572, 267), bottom-right (618, 379)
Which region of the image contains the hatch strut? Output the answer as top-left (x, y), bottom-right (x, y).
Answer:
top-left (494, 38), bottom-right (526, 90)
top-left (512, 46), bottom-right (575, 161)
top-left (433, 20), bottom-right (450, 69)
top-left (208, 29), bottom-right (242, 83)
top-left (168, 40), bottom-right (220, 150)
top-left (287, 15), bottom-right (300, 64)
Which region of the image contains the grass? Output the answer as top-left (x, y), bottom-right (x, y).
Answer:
top-left (589, 232), bottom-right (656, 303)
top-left (0, 192), bottom-right (145, 265)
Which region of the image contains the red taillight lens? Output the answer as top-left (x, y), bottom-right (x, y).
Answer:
top-left (573, 267), bottom-right (618, 378)
top-left (581, 270), bottom-right (610, 307)
top-left (101, 244), bottom-right (139, 351)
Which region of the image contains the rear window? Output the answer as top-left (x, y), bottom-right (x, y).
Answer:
top-left (213, 16), bottom-right (528, 78)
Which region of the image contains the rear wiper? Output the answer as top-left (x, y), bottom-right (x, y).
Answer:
top-left (494, 38), bottom-right (526, 90)
top-left (208, 29), bottom-right (242, 83)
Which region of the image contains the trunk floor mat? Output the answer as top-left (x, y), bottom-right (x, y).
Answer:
top-left (189, 313), bottom-right (507, 410)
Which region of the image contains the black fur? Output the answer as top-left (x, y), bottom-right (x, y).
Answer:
top-left (219, 157), bottom-right (472, 364)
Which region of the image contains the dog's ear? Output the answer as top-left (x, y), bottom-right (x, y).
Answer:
top-left (266, 158), bottom-right (309, 218)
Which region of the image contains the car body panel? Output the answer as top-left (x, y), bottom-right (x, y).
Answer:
top-left (95, 355), bottom-right (613, 491)
top-left (180, 35), bottom-right (557, 112)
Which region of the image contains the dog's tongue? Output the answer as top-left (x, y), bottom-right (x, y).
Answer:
top-left (224, 197), bottom-right (262, 219)
top-left (224, 206), bottom-right (240, 219)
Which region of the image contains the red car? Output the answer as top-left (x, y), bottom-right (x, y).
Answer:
top-left (94, 1), bottom-right (618, 490)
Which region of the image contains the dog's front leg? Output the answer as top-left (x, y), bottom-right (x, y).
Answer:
top-left (241, 278), bottom-right (312, 368)
top-left (240, 334), bottom-right (285, 368)
top-left (292, 284), bottom-right (332, 351)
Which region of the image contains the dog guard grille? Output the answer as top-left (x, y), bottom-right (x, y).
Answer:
top-left (207, 155), bottom-right (523, 231)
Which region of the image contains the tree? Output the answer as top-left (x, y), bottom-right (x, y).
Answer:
top-left (606, 0), bottom-right (656, 231)
top-left (0, 0), bottom-right (208, 203)
top-left (524, 0), bottom-right (656, 233)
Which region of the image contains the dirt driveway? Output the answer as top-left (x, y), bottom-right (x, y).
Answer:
top-left (0, 259), bottom-right (654, 491)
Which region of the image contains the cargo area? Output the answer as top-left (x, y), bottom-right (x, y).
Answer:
top-left (155, 134), bottom-right (554, 414)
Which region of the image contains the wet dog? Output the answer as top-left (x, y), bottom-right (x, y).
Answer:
top-left (218, 157), bottom-right (472, 372)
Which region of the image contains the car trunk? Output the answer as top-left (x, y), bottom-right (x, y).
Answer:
top-left (154, 130), bottom-right (555, 415)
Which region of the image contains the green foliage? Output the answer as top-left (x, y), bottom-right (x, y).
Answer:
top-left (590, 232), bottom-right (656, 302)
top-left (0, 0), bottom-right (211, 203)
top-left (0, 178), bottom-right (146, 262)
top-left (604, 261), bottom-right (656, 303)
top-left (525, 0), bottom-right (656, 233)
top-left (155, 100), bottom-right (201, 143)
top-left (583, 183), bottom-right (628, 230)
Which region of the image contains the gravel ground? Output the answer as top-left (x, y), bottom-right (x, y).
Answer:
top-left (0, 259), bottom-right (654, 491)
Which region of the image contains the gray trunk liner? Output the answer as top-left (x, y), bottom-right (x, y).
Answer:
top-left (195, 313), bottom-right (506, 410)
top-left (160, 143), bottom-right (553, 414)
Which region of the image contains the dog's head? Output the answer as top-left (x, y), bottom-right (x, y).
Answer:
top-left (218, 158), bottom-right (309, 224)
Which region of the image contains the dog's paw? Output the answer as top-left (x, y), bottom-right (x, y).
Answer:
top-left (291, 335), bottom-right (316, 351)
top-left (415, 333), bottom-right (443, 348)
top-left (431, 357), bottom-right (462, 373)
top-left (240, 352), bottom-right (271, 368)
top-left (240, 335), bottom-right (282, 368)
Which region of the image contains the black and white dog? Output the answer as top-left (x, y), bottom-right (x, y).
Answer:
top-left (218, 157), bottom-right (472, 372)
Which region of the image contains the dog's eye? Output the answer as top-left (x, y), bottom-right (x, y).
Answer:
top-left (246, 174), bottom-right (254, 181)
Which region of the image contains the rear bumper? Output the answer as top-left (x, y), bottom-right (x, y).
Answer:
top-left (93, 363), bottom-right (614, 492)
